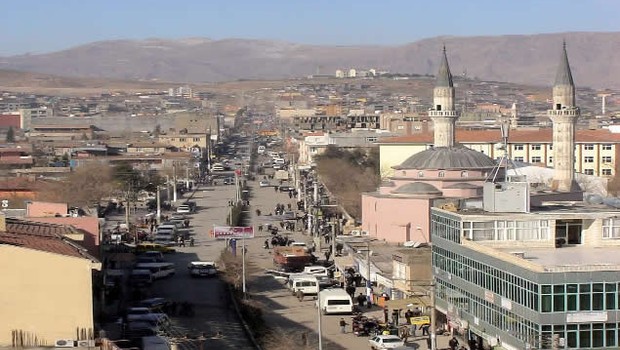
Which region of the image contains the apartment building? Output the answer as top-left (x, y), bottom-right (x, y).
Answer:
top-left (378, 129), bottom-right (620, 178)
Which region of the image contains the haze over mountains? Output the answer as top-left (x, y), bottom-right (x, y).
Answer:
top-left (1, 32), bottom-right (619, 88)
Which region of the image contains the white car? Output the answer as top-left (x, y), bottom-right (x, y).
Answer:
top-left (259, 180), bottom-right (271, 187)
top-left (188, 261), bottom-right (218, 277)
top-left (369, 335), bottom-right (405, 350)
top-left (176, 205), bottom-right (191, 214)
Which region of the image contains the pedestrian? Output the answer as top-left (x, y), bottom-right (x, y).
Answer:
top-left (449, 336), bottom-right (459, 350)
top-left (339, 318), bottom-right (348, 333)
top-left (421, 323), bottom-right (430, 336)
top-left (356, 293), bottom-right (366, 307)
top-left (399, 326), bottom-right (410, 343)
top-left (264, 239), bottom-right (269, 249)
top-left (426, 336), bottom-right (432, 349)
top-left (296, 289), bottom-right (304, 302)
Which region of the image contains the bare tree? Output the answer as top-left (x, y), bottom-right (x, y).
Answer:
top-left (37, 162), bottom-right (115, 207)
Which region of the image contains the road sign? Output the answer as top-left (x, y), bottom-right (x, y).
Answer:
top-left (212, 226), bottom-right (255, 239)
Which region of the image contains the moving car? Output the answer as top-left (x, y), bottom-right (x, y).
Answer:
top-left (368, 335), bottom-right (405, 349)
top-left (317, 288), bottom-right (353, 315)
top-left (188, 261), bottom-right (218, 277)
top-left (259, 180), bottom-right (271, 187)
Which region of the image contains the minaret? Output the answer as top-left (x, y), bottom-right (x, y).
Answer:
top-left (429, 46), bottom-right (459, 148)
top-left (509, 103), bottom-right (518, 129)
top-left (547, 42), bottom-right (579, 192)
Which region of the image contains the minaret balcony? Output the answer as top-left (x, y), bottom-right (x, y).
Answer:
top-left (547, 108), bottom-right (580, 117)
top-left (429, 110), bottom-right (458, 117)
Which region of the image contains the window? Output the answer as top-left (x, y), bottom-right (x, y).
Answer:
top-left (584, 156), bottom-right (594, 163)
top-left (602, 156), bottom-right (612, 163)
top-left (584, 144), bottom-right (595, 150)
top-left (549, 156), bottom-right (553, 163)
top-left (193, 137), bottom-right (200, 142)
top-left (179, 138), bottom-right (186, 142)
top-left (514, 144), bottom-right (524, 151)
top-left (602, 144), bottom-right (613, 151)
top-left (584, 169), bottom-right (594, 175)
top-left (603, 218), bottom-right (620, 239)
top-left (603, 169), bottom-right (612, 176)
top-left (531, 156), bottom-right (541, 163)
top-left (549, 144), bottom-right (553, 150)
top-left (514, 157), bottom-right (524, 162)
top-left (532, 144), bottom-right (541, 150)
top-left (417, 171), bottom-right (424, 178)
top-left (460, 171), bottom-right (468, 178)
top-left (438, 171), bottom-right (445, 178)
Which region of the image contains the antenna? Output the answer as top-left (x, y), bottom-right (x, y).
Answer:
top-left (486, 117), bottom-right (519, 183)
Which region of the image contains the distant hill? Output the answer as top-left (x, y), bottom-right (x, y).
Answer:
top-left (1, 32), bottom-right (619, 88)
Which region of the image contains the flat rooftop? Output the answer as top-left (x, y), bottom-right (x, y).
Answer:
top-left (497, 246), bottom-right (620, 272)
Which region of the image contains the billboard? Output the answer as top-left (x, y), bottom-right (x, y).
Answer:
top-left (211, 226), bottom-right (255, 239)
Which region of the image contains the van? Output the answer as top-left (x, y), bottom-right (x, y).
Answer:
top-left (154, 235), bottom-right (175, 246)
top-left (157, 224), bottom-right (178, 234)
top-left (317, 288), bottom-right (353, 315)
top-left (287, 274), bottom-right (319, 295)
top-left (135, 263), bottom-right (176, 279)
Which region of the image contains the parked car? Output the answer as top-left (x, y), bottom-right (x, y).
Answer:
top-left (136, 297), bottom-right (169, 312)
top-left (369, 335), bottom-right (404, 349)
top-left (259, 180), bottom-right (271, 187)
top-left (135, 243), bottom-right (176, 254)
top-left (223, 177), bottom-right (234, 185)
top-left (188, 261), bottom-right (218, 277)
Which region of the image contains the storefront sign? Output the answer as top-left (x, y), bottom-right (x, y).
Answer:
top-left (211, 226), bottom-right (254, 239)
top-left (566, 311), bottom-right (608, 323)
top-left (410, 316), bottom-right (430, 326)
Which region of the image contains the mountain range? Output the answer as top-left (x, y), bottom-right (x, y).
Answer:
top-left (1, 32), bottom-right (619, 88)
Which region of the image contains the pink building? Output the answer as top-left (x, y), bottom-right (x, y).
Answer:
top-left (362, 149), bottom-right (495, 243)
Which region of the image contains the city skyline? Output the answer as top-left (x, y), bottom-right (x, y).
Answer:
top-left (1, 0), bottom-right (619, 56)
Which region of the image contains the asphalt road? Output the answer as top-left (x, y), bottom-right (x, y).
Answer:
top-left (147, 179), bottom-right (255, 350)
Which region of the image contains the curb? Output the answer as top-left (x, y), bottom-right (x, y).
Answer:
top-left (227, 284), bottom-right (264, 350)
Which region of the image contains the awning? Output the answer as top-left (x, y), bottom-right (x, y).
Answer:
top-left (385, 296), bottom-right (431, 310)
top-left (334, 255), bottom-right (356, 272)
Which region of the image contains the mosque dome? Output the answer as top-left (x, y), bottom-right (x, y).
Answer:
top-left (391, 182), bottom-right (443, 196)
top-left (395, 146), bottom-right (495, 170)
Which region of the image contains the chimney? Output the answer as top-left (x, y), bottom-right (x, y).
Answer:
top-left (547, 42), bottom-right (579, 192)
top-left (428, 46), bottom-right (459, 148)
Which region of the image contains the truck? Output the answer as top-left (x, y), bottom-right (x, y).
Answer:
top-left (273, 246), bottom-right (313, 272)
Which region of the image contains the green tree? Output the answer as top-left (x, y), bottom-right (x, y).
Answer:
top-left (5, 126), bottom-right (15, 143)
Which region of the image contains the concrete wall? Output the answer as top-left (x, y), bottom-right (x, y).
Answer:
top-left (0, 246), bottom-right (95, 346)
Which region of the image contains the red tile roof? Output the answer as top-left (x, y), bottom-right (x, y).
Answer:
top-left (0, 218), bottom-right (98, 261)
top-left (379, 128), bottom-right (620, 144)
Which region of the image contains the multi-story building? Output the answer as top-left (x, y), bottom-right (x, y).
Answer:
top-left (431, 197), bottom-right (620, 350)
top-left (378, 129), bottom-right (620, 178)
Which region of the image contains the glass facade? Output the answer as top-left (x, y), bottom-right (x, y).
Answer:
top-left (431, 209), bottom-right (620, 349)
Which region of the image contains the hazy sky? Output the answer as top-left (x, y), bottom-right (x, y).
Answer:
top-left (1, 0), bottom-right (618, 56)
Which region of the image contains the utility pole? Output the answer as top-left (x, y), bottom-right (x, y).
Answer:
top-left (430, 279), bottom-right (437, 350)
top-left (173, 162), bottom-right (178, 203)
top-left (317, 299), bottom-right (323, 350)
top-left (366, 240), bottom-right (372, 306)
top-left (165, 175), bottom-right (171, 202)
top-left (156, 185), bottom-right (161, 222)
top-left (331, 220), bottom-right (336, 260)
